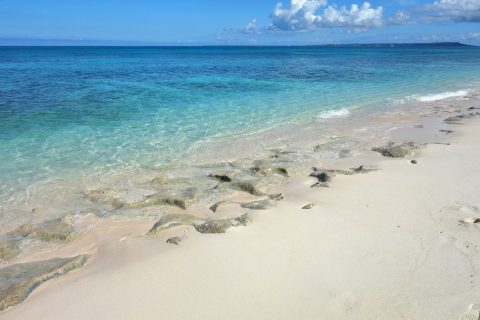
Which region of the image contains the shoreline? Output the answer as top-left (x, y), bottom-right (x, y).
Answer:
top-left (1, 91), bottom-right (480, 318)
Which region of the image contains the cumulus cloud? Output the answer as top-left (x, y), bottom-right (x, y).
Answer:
top-left (270, 0), bottom-right (384, 31)
top-left (423, 0), bottom-right (480, 22)
top-left (242, 19), bottom-right (259, 34)
top-left (387, 11), bottom-right (411, 24)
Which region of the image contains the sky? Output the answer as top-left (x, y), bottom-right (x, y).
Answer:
top-left (0, 0), bottom-right (479, 45)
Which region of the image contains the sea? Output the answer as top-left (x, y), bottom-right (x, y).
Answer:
top-left (1, 43), bottom-right (480, 231)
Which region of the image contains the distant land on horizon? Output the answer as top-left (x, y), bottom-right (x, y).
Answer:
top-left (0, 40), bottom-right (476, 48)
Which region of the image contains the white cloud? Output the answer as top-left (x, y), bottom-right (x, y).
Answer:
top-left (270, 0), bottom-right (384, 31)
top-left (387, 11), bottom-right (411, 24)
top-left (242, 19), bottom-right (259, 34)
top-left (423, 0), bottom-right (480, 22)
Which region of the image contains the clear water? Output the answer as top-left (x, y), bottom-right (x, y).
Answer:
top-left (1, 44), bottom-right (480, 198)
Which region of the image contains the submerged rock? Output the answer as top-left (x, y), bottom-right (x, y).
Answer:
top-left (0, 242), bottom-right (21, 262)
top-left (0, 217), bottom-right (78, 261)
top-left (129, 187), bottom-right (199, 210)
top-left (147, 214), bottom-right (203, 236)
top-left (0, 255), bottom-right (89, 311)
top-left (14, 218), bottom-right (77, 243)
top-left (372, 142), bottom-right (418, 158)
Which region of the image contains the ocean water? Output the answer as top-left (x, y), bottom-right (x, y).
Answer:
top-left (1, 44), bottom-right (480, 219)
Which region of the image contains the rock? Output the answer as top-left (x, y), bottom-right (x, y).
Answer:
top-left (240, 199), bottom-right (276, 210)
top-left (194, 219), bottom-right (234, 234)
top-left (209, 200), bottom-right (232, 213)
top-left (0, 255), bottom-right (89, 311)
top-left (233, 213), bottom-right (251, 226)
top-left (251, 166), bottom-right (289, 177)
top-left (310, 171), bottom-right (333, 183)
top-left (0, 241), bottom-right (21, 262)
top-left (439, 129), bottom-right (453, 134)
top-left (0, 218), bottom-right (78, 261)
top-left (208, 171), bottom-right (235, 182)
top-left (151, 176), bottom-right (190, 185)
top-left (372, 142), bottom-right (418, 158)
top-left (411, 160), bottom-right (418, 164)
top-left (302, 203), bottom-right (314, 209)
top-left (269, 193), bottom-right (284, 201)
top-left (129, 187), bottom-right (199, 210)
top-left (14, 218), bottom-right (77, 242)
top-left (166, 237), bottom-right (182, 245)
top-left (83, 189), bottom-right (123, 210)
top-left (194, 213), bottom-right (251, 234)
top-left (311, 182), bottom-right (330, 188)
top-left (444, 113), bottom-right (478, 123)
top-left (147, 214), bottom-right (204, 236)
top-left (230, 176), bottom-right (269, 196)
top-left (414, 124), bottom-right (424, 128)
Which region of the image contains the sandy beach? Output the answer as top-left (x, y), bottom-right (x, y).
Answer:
top-left (1, 98), bottom-right (480, 319)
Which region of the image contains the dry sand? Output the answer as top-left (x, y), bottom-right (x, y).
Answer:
top-left (2, 118), bottom-right (480, 319)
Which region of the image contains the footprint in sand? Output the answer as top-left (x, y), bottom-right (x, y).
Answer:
top-left (460, 304), bottom-right (480, 320)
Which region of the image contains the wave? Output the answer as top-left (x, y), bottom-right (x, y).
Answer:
top-left (415, 90), bottom-right (469, 102)
top-left (317, 108), bottom-right (351, 119)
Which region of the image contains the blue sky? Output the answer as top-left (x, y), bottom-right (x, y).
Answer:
top-left (0, 0), bottom-right (479, 45)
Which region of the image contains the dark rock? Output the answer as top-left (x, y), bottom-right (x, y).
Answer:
top-left (439, 129), bottom-right (453, 134)
top-left (302, 203), bottom-right (314, 209)
top-left (208, 171), bottom-right (234, 182)
top-left (411, 160), bottom-right (418, 164)
top-left (0, 255), bottom-right (89, 311)
top-left (372, 142), bottom-right (418, 158)
top-left (269, 193), bottom-right (284, 201)
top-left (233, 213), bottom-right (251, 226)
top-left (166, 237), bottom-right (182, 245)
top-left (209, 200), bottom-right (232, 213)
top-left (147, 214), bottom-right (204, 236)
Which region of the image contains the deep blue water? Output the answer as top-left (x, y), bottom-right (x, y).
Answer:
top-left (1, 45), bottom-right (480, 190)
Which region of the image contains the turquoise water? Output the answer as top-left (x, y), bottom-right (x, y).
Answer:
top-left (1, 44), bottom-right (480, 195)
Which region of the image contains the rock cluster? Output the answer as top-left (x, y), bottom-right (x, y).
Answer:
top-left (148, 213), bottom-right (252, 237)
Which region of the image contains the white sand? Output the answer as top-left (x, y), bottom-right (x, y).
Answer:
top-left (2, 119), bottom-right (480, 319)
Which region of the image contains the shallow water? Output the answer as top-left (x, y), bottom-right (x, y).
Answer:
top-left (1, 44), bottom-right (480, 230)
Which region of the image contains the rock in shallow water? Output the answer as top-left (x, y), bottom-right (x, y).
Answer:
top-left (0, 217), bottom-right (78, 262)
top-left (128, 187), bottom-right (199, 210)
top-left (0, 255), bottom-right (89, 311)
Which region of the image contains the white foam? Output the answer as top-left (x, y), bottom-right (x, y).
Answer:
top-left (415, 90), bottom-right (469, 102)
top-left (317, 108), bottom-right (351, 119)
